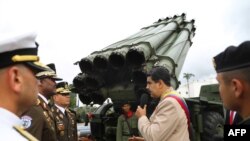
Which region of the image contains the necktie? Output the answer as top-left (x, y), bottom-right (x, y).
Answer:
top-left (229, 110), bottom-right (235, 125)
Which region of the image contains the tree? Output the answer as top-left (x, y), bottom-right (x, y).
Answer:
top-left (70, 93), bottom-right (77, 108)
top-left (183, 73), bottom-right (195, 96)
top-left (69, 84), bottom-right (77, 108)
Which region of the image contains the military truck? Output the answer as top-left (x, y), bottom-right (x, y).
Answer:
top-left (73, 13), bottom-right (224, 141)
top-left (185, 84), bottom-right (224, 141)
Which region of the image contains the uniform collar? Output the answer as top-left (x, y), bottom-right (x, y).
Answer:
top-left (55, 104), bottom-right (66, 114)
top-left (0, 108), bottom-right (22, 127)
top-left (38, 93), bottom-right (49, 104)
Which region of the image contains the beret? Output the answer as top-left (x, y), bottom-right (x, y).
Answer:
top-left (213, 41), bottom-right (250, 73)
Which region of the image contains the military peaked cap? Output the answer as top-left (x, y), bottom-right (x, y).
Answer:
top-left (47, 63), bottom-right (57, 73)
top-left (0, 32), bottom-right (49, 72)
top-left (36, 63), bottom-right (62, 80)
top-left (56, 81), bottom-right (71, 94)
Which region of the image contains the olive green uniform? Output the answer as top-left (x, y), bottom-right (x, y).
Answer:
top-left (116, 113), bottom-right (138, 141)
top-left (51, 105), bottom-right (78, 141)
top-left (21, 96), bottom-right (57, 141)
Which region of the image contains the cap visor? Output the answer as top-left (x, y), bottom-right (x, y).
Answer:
top-left (52, 76), bottom-right (63, 81)
top-left (25, 61), bottom-right (50, 73)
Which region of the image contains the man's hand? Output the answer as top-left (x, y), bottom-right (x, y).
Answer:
top-left (135, 105), bottom-right (147, 118)
top-left (128, 136), bottom-right (145, 141)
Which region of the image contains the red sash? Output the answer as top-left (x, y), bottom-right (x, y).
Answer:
top-left (164, 94), bottom-right (191, 128)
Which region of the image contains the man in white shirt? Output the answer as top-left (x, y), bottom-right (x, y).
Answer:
top-left (0, 32), bottom-right (49, 141)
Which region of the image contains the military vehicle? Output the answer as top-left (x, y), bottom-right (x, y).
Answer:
top-left (185, 84), bottom-right (224, 141)
top-left (73, 13), bottom-right (224, 141)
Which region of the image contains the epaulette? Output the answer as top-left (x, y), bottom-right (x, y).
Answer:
top-left (13, 125), bottom-right (39, 141)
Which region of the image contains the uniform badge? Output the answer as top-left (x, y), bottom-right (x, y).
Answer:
top-left (57, 121), bottom-right (65, 136)
top-left (60, 131), bottom-right (64, 136)
top-left (57, 122), bottom-right (65, 131)
top-left (21, 115), bottom-right (32, 129)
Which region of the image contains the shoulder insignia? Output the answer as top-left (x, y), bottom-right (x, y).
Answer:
top-left (57, 122), bottom-right (65, 131)
top-left (36, 99), bottom-right (40, 105)
top-left (60, 131), bottom-right (65, 136)
top-left (13, 125), bottom-right (39, 141)
top-left (21, 115), bottom-right (32, 129)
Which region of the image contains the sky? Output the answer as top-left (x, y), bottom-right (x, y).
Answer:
top-left (0, 0), bottom-right (250, 86)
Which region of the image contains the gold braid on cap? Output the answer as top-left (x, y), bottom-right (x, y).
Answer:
top-left (56, 88), bottom-right (64, 93)
top-left (12, 55), bottom-right (39, 62)
top-left (33, 62), bottom-right (50, 69)
top-left (56, 87), bottom-right (71, 94)
top-left (36, 70), bottom-right (56, 77)
top-left (56, 83), bottom-right (71, 94)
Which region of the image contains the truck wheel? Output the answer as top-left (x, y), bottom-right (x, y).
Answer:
top-left (202, 111), bottom-right (224, 141)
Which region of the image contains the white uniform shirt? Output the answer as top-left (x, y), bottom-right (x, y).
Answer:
top-left (55, 104), bottom-right (66, 114)
top-left (38, 93), bottom-right (49, 104)
top-left (0, 108), bottom-right (28, 141)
